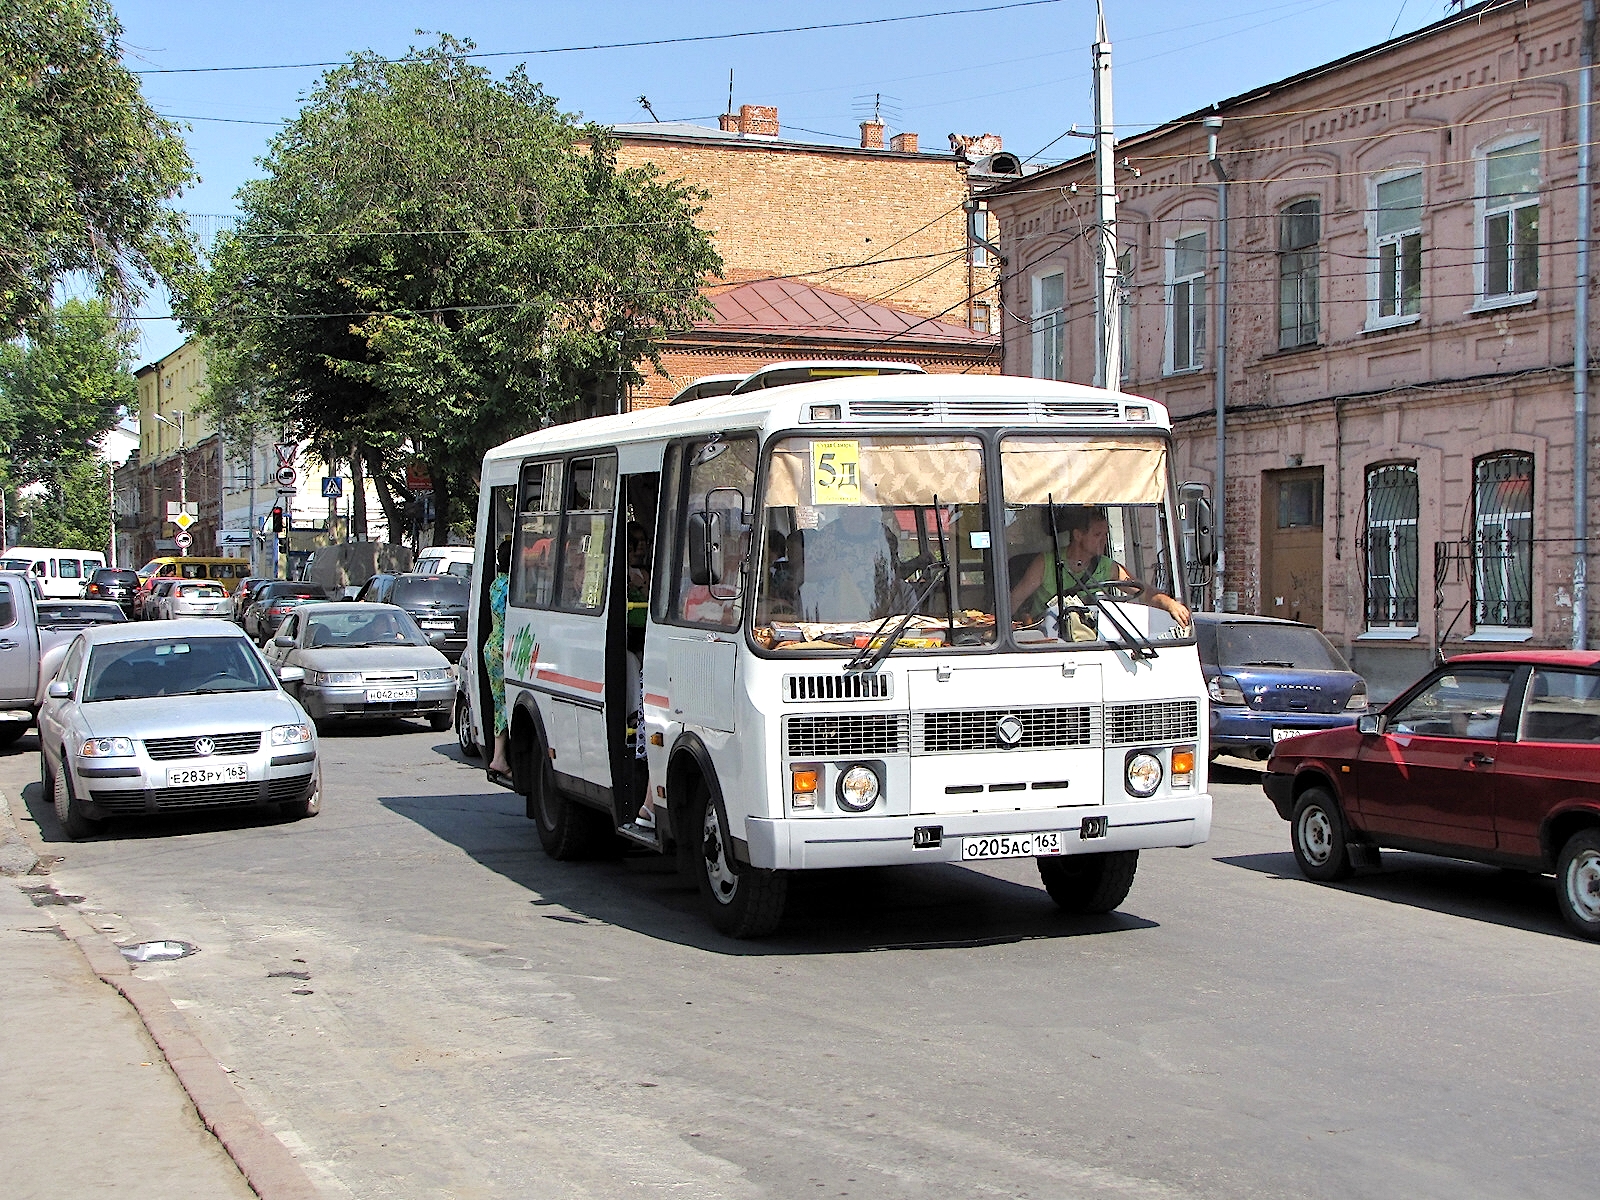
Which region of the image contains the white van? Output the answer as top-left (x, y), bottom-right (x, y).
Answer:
top-left (413, 545), bottom-right (475, 579)
top-left (0, 547), bottom-right (108, 599)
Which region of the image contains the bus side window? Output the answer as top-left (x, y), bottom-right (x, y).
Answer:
top-left (512, 459), bottom-right (563, 609)
top-left (557, 455), bottom-right (617, 612)
top-left (671, 435), bottom-right (756, 630)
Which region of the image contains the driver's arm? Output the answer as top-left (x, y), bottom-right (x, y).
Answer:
top-left (1112, 561), bottom-right (1192, 626)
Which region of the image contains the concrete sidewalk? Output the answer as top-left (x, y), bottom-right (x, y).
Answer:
top-left (0, 872), bottom-right (257, 1200)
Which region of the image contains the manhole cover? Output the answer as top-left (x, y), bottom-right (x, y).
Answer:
top-left (118, 940), bottom-right (199, 962)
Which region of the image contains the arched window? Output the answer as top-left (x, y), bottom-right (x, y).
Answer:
top-left (1473, 452), bottom-right (1534, 629)
top-left (1277, 198), bottom-right (1320, 349)
top-left (1364, 463), bottom-right (1419, 628)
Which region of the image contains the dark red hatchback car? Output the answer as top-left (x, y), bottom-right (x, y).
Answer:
top-left (1264, 651), bottom-right (1600, 939)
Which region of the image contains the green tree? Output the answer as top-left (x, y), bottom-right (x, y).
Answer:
top-left (15, 456), bottom-right (112, 551)
top-left (0, 297), bottom-right (134, 547)
top-left (176, 36), bottom-right (720, 543)
top-left (0, 0), bottom-right (197, 336)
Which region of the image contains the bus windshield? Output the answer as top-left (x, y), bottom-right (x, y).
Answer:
top-left (1000, 435), bottom-right (1179, 648)
top-left (752, 434), bottom-right (998, 650)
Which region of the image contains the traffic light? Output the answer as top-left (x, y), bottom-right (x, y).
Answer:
top-left (271, 505), bottom-right (284, 533)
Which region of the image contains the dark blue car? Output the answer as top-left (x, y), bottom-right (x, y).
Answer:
top-left (1195, 613), bottom-right (1367, 760)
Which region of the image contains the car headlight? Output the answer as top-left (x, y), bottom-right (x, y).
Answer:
top-left (271, 723), bottom-right (313, 746)
top-left (417, 668), bottom-right (452, 683)
top-left (1345, 682), bottom-right (1368, 711)
top-left (79, 737), bottom-right (135, 758)
top-left (1207, 674), bottom-right (1247, 705)
top-left (837, 764), bottom-right (881, 812)
top-left (308, 670), bottom-right (362, 686)
top-left (1125, 750), bottom-right (1163, 798)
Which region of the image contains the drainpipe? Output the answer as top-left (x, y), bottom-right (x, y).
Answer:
top-left (1205, 114), bottom-right (1229, 610)
top-left (1574, 0), bottom-right (1595, 649)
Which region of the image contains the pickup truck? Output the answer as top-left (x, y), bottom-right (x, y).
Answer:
top-left (0, 571), bottom-right (41, 746)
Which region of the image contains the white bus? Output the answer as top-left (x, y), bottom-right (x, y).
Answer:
top-left (464, 375), bottom-right (1214, 936)
top-left (0, 547), bottom-right (108, 599)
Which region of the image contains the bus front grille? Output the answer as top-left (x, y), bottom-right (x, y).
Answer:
top-left (785, 713), bottom-right (909, 757)
top-left (1104, 700), bottom-right (1200, 745)
top-left (914, 706), bottom-right (1098, 753)
top-left (784, 673), bottom-right (893, 702)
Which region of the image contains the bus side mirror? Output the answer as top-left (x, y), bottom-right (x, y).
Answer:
top-left (1188, 497), bottom-right (1217, 566)
top-left (687, 511), bottom-right (722, 586)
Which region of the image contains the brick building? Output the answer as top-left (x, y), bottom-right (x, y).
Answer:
top-left (611, 106), bottom-right (1007, 385)
top-left (133, 340), bottom-right (222, 564)
top-left (983, 0), bottom-right (1594, 694)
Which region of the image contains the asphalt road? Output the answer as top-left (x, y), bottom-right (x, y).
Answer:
top-left (4, 724), bottom-right (1597, 1200)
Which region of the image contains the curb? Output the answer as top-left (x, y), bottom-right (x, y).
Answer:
top-left (51, 905), bottom-right (322, 1200)
top-left (0, 775), bottom-right (40, 877)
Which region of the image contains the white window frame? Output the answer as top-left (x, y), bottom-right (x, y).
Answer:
top-left (1363, 463), bottom-right (1419, 632)
top-left (1473, 135), bottom-right (1541, 311)
top-left (1030, 270), bottom-right (1066, 380)
top-left (1164, 232), bottom-right (1207, 375)
top-left (1367, 167), bottom-right (1424, 330)
top-left (1471, 451), bottom-right (1535, 635)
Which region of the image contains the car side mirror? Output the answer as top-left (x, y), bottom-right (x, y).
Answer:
top-left (47, 680), bottom-right (71, 699)
top-left (277, 665), bottom-right (305, 684)
top-left (273, 635), bottom-right (296, 648)
top-left (1357, 714), bottom-right (1382, 735)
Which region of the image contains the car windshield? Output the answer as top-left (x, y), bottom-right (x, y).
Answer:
top-left (0, 559), bottom-right (29, 571)
top-left (82, 637), bottom-right (276, 701)
top-left (752, 435), bottom-right (997, 651)
top-left (303, 609), bottom-right (427, 648)
top-left (37, 603), bottom-right (126, 627)
top-left (1216, 623), bottom-right (1348, 671)
top-left (93, 570), bottom-right (137, 585)
top-left (392, 576), bottom-right (468, 607)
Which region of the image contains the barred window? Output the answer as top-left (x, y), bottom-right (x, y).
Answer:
top-left (1364, 464), bottom-right (1419, 628)
top-left (1473, 452), bottom-right (1533, 629)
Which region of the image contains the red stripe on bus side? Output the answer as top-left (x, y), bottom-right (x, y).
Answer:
top-left (535, 667), bottom-right (604, 694)
top-left (643, 692), bottom-right (670, 708)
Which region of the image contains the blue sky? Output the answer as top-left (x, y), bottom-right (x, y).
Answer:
top-left (112, 0), bottom-right (1461, 362)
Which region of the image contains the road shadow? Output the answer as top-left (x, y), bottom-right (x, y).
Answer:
top-left (380, 788), bottom-right (1160, 956)
top-left (20, 776), bottom-right (310, 846)
top-left (312, 717), bottom-right (447, 740)
top-left (1218, 849), bottom-right (1572, 939)
top-left (1209, 758), bottom-right (1268, 786)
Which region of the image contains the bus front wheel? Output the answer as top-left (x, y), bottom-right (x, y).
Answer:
top-left (1037, 850), bottom-right (1138, 914)
top-left (693, 784), bottom-right (786, 938)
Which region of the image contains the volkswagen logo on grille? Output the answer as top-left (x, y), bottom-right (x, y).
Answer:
top-left (192, 737), bottom-right (215, 757)
top-left (994, 714), bottom-right (1025, 748)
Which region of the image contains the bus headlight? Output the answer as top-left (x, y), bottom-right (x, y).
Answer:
top-left (837, 764), bottom-right (881, 812)
top-left (1124, 751), bottom-right (1162, 798)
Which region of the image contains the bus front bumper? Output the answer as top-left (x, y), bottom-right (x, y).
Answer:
top-left (743, 794), bottom-right (1212, 871)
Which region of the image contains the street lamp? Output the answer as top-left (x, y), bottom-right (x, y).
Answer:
top-left (152, 409), bottom-right (188, 553)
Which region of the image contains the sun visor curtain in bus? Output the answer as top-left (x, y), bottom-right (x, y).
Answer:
top-left (999, 438), bottom-right (1168, 506)
top-left (765, 438), bottom-right (985, 507)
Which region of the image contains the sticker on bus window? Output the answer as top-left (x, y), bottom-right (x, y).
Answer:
top-left (811, 440), bottom-right (862, 505)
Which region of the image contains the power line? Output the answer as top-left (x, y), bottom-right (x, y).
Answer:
top-left (129, 0), bottom-right (1064, 76)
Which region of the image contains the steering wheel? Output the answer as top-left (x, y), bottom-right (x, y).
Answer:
top-left (1082, 579), bottom-right (1145, 599)
top-left (195, 672), bottom-right (238, 689)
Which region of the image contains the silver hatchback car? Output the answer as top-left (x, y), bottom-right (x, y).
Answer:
top-left (36, 620), bottom-right (321, 839)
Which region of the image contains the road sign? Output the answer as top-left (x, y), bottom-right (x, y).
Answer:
top-left (173, 511), bottom-right (196, 531)
top-left (173, 532), bottom-right (193, 549)
top-left (276, 466), bottom-right (297, 488)
top-left (274, 443), bottom-right (297, 468)
top-left (321, 476), bottom-right (344, 498)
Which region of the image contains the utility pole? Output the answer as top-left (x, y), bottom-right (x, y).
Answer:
top-left (1573, 0), bottom-right (1595, 649)
top-left (1091, 0), bottom-right (1121, 391)
top-left (1206, 114), bottom-right (1230, 611)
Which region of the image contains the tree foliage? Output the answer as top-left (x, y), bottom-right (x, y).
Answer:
top-left (0, 298), bottom-right (133, 549)
top-left (0, 0), bottom-right (196, 336)
top-left (176, 36), bottom-right (721, 541)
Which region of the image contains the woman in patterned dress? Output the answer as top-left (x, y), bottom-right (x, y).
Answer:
top-left (484, 538), bottom-right (512, 775)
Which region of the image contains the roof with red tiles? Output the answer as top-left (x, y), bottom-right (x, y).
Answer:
top-left (697, 278), bottom-right (993, 346)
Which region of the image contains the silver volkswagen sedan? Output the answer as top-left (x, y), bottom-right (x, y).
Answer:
top-left (262, 602), bottom-right (454, 728)
top-left (36, 620), bottom-right (320, 840)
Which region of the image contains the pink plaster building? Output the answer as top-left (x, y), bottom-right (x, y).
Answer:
top-left (983, 0), bottom-right (1594, 694)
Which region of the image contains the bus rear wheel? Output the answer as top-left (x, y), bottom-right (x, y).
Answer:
top-left (1037, 850), bottom-right (1138, 914)
top-left (693, 783), bottom-right (786, 938)
top-left (528, 739), bottom-right (605, 860)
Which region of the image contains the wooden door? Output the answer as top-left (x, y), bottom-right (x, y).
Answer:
top-left (1260, 468), bottom-right (1324, 627)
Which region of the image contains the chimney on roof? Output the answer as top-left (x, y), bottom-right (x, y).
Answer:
top-left (718, 111), bottom-right (739, 132)
top-left (738, 104), bottom-right (779, 137)
top-left (860, 120), bottom-right (885, 150)
top-left (889, 132), bottom-right (918, 153)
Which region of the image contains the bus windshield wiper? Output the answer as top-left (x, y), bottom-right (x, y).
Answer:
top-left (845, 560), bottom-right (951, 673)
top-left (1045, 493), bottom-right (1158, 661)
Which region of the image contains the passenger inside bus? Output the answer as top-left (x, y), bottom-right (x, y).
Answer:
top-left (787, 506), bottom-right (914, 624)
